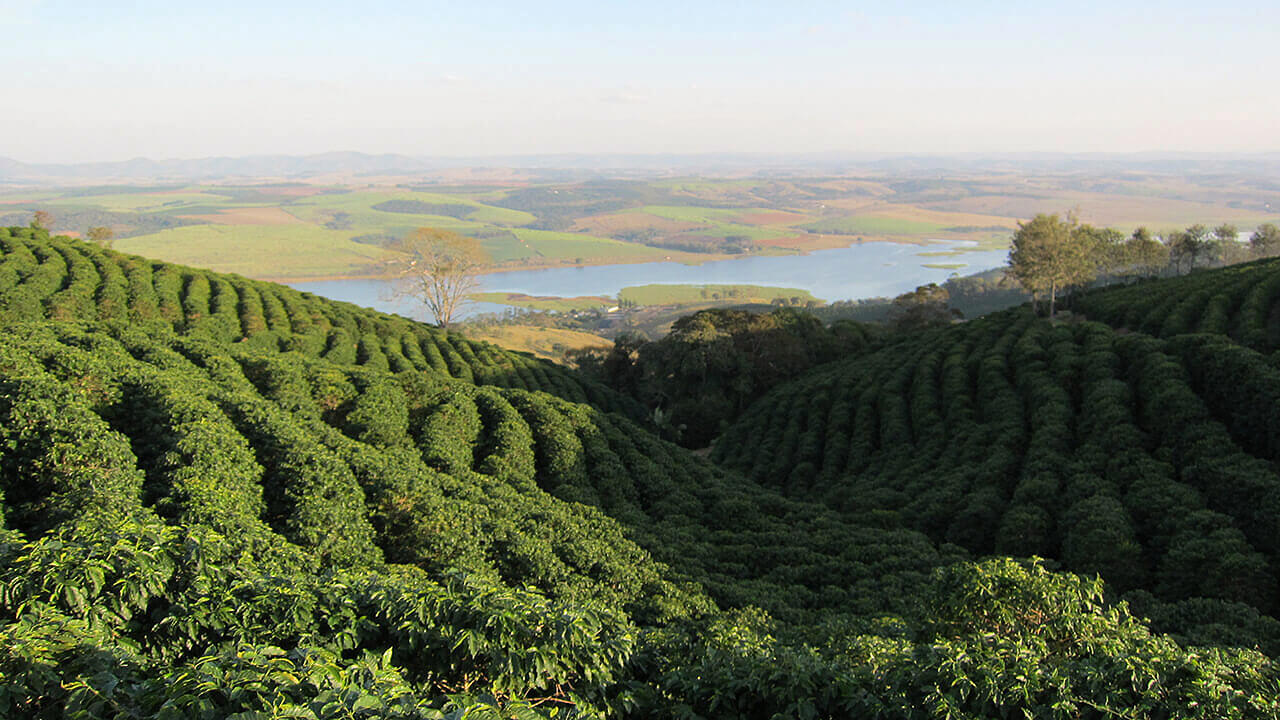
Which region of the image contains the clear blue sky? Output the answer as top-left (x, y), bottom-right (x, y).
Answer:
top-left (3, 0), bottom-right (1277, 162)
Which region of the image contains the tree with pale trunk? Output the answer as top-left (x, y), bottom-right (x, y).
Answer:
top-left (386, 227), bottom-right (488, 329)
top-left (1250, 223), bottom-right (1280, 258)
top-left (1007, 213), bottom-right (1097, 319)
top-left (1167, 224), bottom-right (1213, 273)
top-left (1121, 226), bottom-right (1169, 277)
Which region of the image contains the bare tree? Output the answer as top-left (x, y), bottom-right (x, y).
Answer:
top-left (386, 228), bottom-right (488, 329)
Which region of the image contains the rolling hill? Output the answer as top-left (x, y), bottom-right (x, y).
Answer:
top-left (0, 227), bottom-right (1277, 718)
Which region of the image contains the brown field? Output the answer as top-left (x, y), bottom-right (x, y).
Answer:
top-left (754, 233), bottom-right (812, 248)
top-left (924, 193), bottom-right (1275, 228)
top-left (462, 325), bottom-right (612, 362)
top-left (734, 210), bottom-right (810, 225)
top-left (817, 200), bottom-right (1019, 228)
top-left (573, 211), bottom-right (702, 235)
top-left (179, 207), bottom-right (307, 225)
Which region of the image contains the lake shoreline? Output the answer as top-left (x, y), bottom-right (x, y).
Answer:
top-left (257, 234), bottom-right (981, 283)
top-left (287, 238), bottom-right (1011, 321)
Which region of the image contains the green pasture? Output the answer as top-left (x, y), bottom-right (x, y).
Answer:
top-left (619, 283), bottom-right (820, 306)
top-left (41, 191), bottom-right (237, 212)
top-left (469, 292), bottom-right (613, 312)
top-left (509, 229), bottom-right (669, 261)
top-left (692, 223), bottom-right (793, 241)
top-left (281, 203), bottom-right (490, 239)
top-left (288, 190), bottom-right (535, 226)
top-left (117, 224), bottom-right (388, 278)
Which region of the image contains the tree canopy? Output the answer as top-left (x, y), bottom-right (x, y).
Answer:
top-left (86, 225), bottom-right (114, 248)
top-left (1007, 213), bottom-right (1097, 318)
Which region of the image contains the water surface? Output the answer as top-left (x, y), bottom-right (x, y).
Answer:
top-left (290, 239), bottom-right (1008, 322)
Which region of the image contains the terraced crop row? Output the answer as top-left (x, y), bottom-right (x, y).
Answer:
top-left (1074, 255), bottom-right (1280, 352)
top-left (715, 308), bottom-right (1280, 642)
top-left (4, 231), bottom-right (1279, 718)
top-left (0, 227), bottom-right (641, 416)
top-left (0, 319), bottom-right (961, 624)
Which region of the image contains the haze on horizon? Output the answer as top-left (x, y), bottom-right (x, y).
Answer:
top-left (3, 0), bottom-right (1277, 165)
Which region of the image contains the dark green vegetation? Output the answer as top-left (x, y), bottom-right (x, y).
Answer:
top-left (813, 269), bottom-right (1030, 325)
top-left (2, 226), bottom-right (1279, 718)
top-left (573, 309), bottom-right (881, 448)
top-left (1075, 254), bottom-right (1280, 352)
top-left (0, 228), bottom-right (634, 415)
top-left (713, 306), bottom-right (1280, 653)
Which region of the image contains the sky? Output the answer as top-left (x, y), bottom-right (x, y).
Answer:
top-left (2, 0), bottom-right (1278, 163)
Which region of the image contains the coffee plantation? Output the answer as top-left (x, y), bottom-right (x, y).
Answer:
top-left (1, 227), bottom-right (1278, 718)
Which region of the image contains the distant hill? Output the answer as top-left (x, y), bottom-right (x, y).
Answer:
top-left (4, 150), bottom-right (1280, 183)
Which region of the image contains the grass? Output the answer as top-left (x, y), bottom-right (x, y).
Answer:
top-left (41, 191), bottom-right (237, 212)
top-left (288, 190), bottom-right (535, 226)
top-left (460, 325), bottom-right (612, 363)
top-left (691, 223), bottom-right (792, 241)
top-left (470, 292), bottom-right (613, 312)
top-left (509, 229), bottom-right (670, 260)
top-left (619, 283), bottom-right (820, 306)
top-left (117, 224), bottom-right (388, 278)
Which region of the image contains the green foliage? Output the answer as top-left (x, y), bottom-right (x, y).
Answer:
top-left (640, 559), bottom-right (1280, 719)
top-left (886, 283), bottom-right (961, 331)
top-left (1, 230), bottom-right (1279, 717)
top-left (715, 306), bottom-right (1280, 646)
top-left (1007, 213), bottom-right (1098, 317)
top-left (1077, 255), bottom-right (1280, 352)
top-left (575, 308), bottom-right (880, 447)
top-left (0, 229), bottom-right (641, 417)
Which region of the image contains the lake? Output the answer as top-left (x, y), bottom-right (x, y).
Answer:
top-left (290, 239), bottom-right (1009, 322)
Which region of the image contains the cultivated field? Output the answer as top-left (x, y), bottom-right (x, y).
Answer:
top-left (3, 170), bottom-right (1277, 282)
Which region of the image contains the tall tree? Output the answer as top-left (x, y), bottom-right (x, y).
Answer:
top-left (1167, 224), bottom-right (1213, 273)
top-left (1250, 223), bottom-right (1280, 258)
top-left (30, 210), bottom-right (53, 231)
top-left (887, 283), bottom-right (961, 331)
top-left (386, 227), bottom-right (488, 329)
top-left (1213, 223), bottom-right (1247, 265)
top-left (1007, 213), bottom-right (1096, 319)
top-left (1074, 224), bottom-right (1126, 277)
top-left (1121, 226), bottom-right (1169, 277)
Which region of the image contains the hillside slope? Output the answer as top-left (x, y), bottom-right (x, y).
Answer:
top-left (714, 306), bottom-right (1280, 650)
top-left (1074, 256), bottom-right (1280, 352)
top-left (1, 231), bottom-right (1277, 718)
top-left (0, 226), bottom-right (642, 417)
